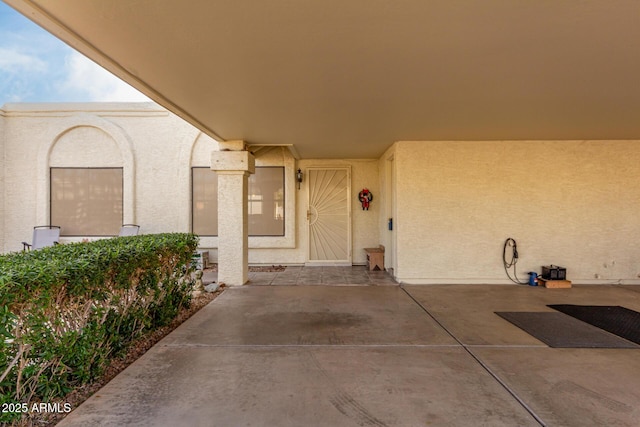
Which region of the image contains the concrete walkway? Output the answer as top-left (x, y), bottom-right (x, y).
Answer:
top-left (202, 265), bottom-right (398, 286)
top-left (57, 274), bottom-right (640, 426)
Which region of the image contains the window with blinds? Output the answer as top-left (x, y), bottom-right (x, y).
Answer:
top-left (192, 167), bottom-right (284, 236)
top-left (50, 168), bottom-right (123, 236)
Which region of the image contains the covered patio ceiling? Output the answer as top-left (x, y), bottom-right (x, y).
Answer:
top-left (6, 0), bottom-right (640, 159)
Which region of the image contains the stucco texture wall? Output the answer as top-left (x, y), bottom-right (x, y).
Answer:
top-left (3, 109), bottom-right (48, 251)
top-left (7, 103), bottom-right (636, 281)
top-left (244, 158), bottom-right (380, 265)
top-left (0, 104), bottom-right (380, 267)
top-left (393, 141), bottom-right (640, 284)
top-left (0, 103), bottom-right (194, 252)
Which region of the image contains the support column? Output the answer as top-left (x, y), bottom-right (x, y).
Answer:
top-left (211, 141), bottom-right (255, 286)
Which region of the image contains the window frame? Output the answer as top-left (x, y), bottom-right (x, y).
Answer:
top-left (191, 166), bottom-right (286, 237)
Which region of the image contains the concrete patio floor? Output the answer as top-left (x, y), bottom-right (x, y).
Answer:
top-left (57, 269), bottom-right (640, 426)
top-left (201, 265), bottom-right (399, 286)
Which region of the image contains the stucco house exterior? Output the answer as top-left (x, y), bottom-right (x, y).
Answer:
top-left (2, 102), bottom-right (639, 285)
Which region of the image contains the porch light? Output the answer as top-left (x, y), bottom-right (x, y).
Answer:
top-left (296, 169), bottom-right (303, 189)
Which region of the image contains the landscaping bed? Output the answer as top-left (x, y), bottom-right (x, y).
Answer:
top-left (38, 287), bottom-right (223, 426)
top-left (0, 233), bottom-right (201, 426)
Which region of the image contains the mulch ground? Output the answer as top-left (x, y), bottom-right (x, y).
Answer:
top-left (26, 288), bottom-right (224, 427)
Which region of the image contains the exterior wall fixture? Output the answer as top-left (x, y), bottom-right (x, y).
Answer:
top-left (296, 168), bottom-right (303, 189)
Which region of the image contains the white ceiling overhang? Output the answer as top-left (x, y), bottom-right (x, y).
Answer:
top-left (5, 0), bottom-right (640, 158)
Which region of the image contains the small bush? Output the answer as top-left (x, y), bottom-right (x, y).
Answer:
top-left (0, 233), bottom-right (198, 424)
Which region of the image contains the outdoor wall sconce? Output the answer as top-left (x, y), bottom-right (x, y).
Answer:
top-left (296, 168), bottom-right (303, 190)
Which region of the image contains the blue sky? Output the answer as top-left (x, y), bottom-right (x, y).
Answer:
top-left (0, 2), bottom-right (149, 105)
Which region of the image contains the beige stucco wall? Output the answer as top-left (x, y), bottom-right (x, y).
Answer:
top-left (389, 140), bottom-right (640, 284)
top-left (200, 158), bottom-right (381, 266)
top-left (0, 103), bottom-right (380, 267)
top-left (1, 103), bottom-right (192, 252)
top-left (7, 103), bottom-right (636, 283)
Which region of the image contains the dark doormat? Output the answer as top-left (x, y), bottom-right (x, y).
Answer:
top-left (548, 305), bottom-right (640, 345)
top-left (495, 312), bottom-right (639, 348)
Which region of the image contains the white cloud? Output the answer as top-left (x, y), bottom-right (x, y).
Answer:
top-left (0, 47), bottom-right (47, 73)
top-left (0, 3), bottom-right (153, 104)
top-left (62, 51), bottom-right (150, 102)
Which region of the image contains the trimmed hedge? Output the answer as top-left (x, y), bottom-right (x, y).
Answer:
top-left (0, 233), bottom-right (198, 424)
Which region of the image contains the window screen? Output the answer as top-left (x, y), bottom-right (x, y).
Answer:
top-left (192, 167), bottom-right (285, 236)
top-left (192, 167), bottom-right (218, 236)
top-left (51, 168), bottom-right (123, 236)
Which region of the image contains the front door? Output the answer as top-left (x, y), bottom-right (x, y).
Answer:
top-left (307, 168), bottom-right (351, 264)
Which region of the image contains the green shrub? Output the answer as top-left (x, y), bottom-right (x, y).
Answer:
top-left (0, 233), bottom-right (198, 424)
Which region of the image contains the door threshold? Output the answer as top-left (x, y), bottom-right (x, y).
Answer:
top-left (304, 261), bottom-right (352, 267)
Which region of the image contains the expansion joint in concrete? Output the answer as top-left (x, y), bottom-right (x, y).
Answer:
top-left (400, 286), bottom-right (546, 427)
